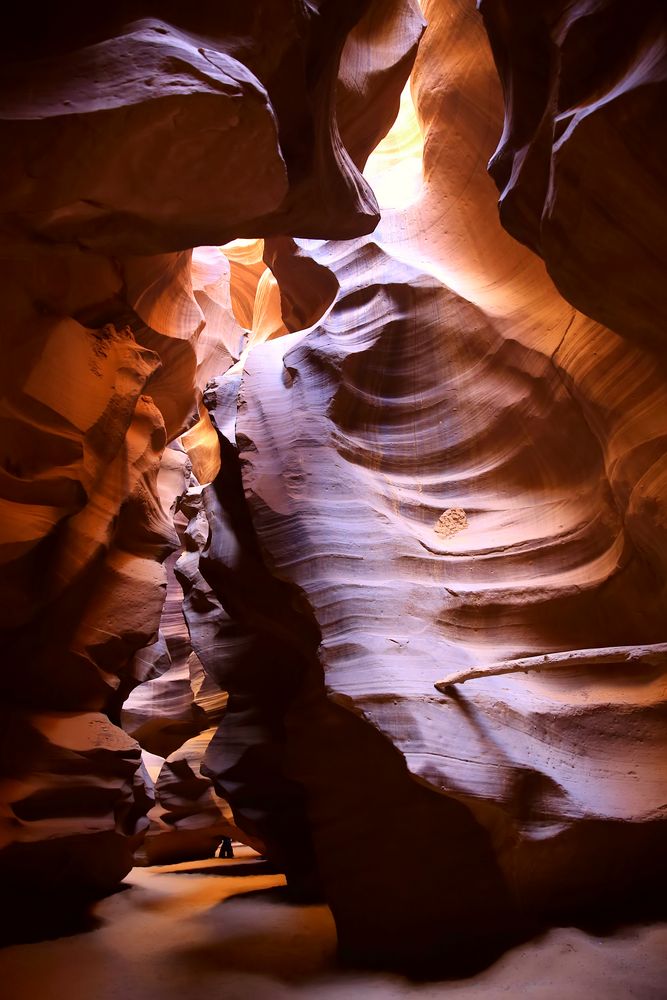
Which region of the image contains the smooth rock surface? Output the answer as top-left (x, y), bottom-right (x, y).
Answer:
top-left (1, 0), bottom-right (665, 975)
top-left (181, 0), bottom-right (667, 965)
top-left (478, 0), bottom-right (667, 351)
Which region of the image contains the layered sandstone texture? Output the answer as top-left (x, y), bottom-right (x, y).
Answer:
top-left (181, 0), bottom-right (667, 969)
top-left (478, 0), bottom-right (667, 351)
top-left (121, 445), bottom-right (241, 865)
top-left (0, 0), bottom-right (390, 907)
top-left (1, 0), bottom-right (666, 974)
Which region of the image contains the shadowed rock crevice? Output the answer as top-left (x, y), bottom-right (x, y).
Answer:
top-left (176, 405), bottom-right (323, 895)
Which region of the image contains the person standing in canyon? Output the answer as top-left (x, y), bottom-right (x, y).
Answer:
top-left (218, 837), bottom-right (234, 859)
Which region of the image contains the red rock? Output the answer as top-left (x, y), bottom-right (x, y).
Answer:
top-left (1, 0), bottom-right (665, 973)
top-left (478, 0), bottom-right (667, 350)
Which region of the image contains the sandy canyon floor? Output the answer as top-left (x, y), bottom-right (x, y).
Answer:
top-left (1, 850), bottom-right (665, 999)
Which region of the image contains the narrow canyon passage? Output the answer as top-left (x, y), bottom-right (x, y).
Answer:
top-left (0, 0), bottom-right (666, 991)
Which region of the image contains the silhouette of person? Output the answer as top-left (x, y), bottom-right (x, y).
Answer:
top-left (218, 836), bottom-right (234, 859)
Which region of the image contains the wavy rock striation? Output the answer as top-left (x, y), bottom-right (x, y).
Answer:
top-left (0, 0), bottom-right (388, 912)
top-left (1, 0), bottom-right (665, 970)
top-left (0, 311), bottom-right (173, 906)
top-left (177, 0), bottom-right (667, 968)
top-left (222, 228), bottom-right (665, 961)
top-left (478, 0), bottom-right (667, 351)
top-left (0, 3), bottom-right (383, 253)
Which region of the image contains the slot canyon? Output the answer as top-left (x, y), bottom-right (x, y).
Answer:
top-left (1, 1), bottom-right (666, 996)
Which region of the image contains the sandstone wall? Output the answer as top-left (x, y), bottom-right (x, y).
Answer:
top-left (1, 0), bottom-right (664, 970)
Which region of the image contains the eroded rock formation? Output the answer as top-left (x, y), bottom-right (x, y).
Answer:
top-left (478, 0), bottom-right (667, 351)
top-left (0, 0), bottom-right (393, 909)
top-left (1, 0), bottom-right (665, 972)
top-left (181, 0), bottom-right (667, 968)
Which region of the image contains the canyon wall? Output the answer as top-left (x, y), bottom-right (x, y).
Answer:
top-left (0, 0), bottom-right (396, 916)
top-left (478, 0), bottom-right (667, 352)
top-left (183, 0), bottom-right (666, 969)
top-left (1, 0), bottom-right (665, 970)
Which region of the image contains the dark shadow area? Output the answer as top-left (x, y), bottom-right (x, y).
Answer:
top-left (395, 918), bottom-right (667, 986)
top-left (0, 883), bottom-right (130, 948)
top-left (550, 888), bottom-right (667, 939)
top-left (0, 829), bottom-right (137, 948)
top-left (334, 936), bottom-right (529, 984)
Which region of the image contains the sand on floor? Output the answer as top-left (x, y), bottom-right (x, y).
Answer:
top-left (1, 855), bottom-right (665, 1000)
